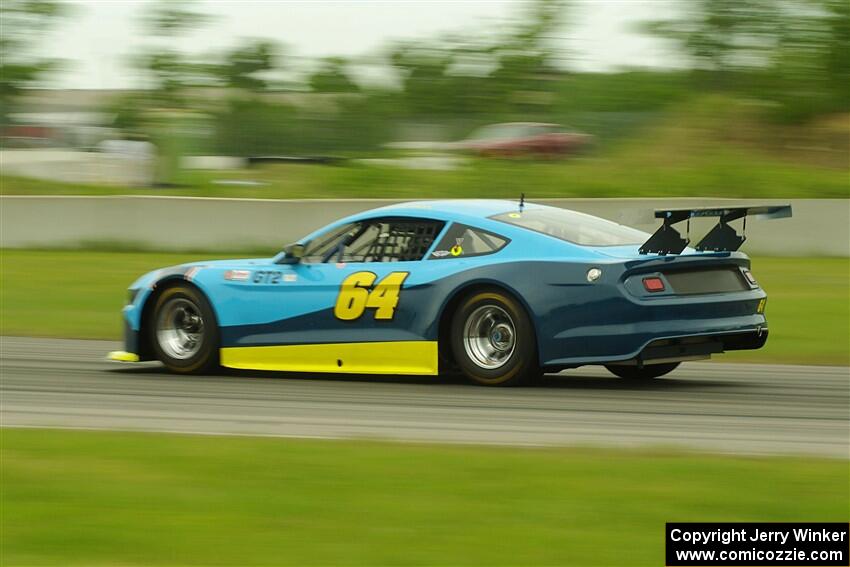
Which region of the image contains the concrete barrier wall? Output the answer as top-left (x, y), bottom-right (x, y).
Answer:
top-left (1, 196), bottom-right (847, 256)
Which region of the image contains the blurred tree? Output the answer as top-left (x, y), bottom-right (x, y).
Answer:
top-left (822, 0), bottom-right (850, 110)
top-left (141, 0), bottom-right (211, 37)
top-left (0, 0), bottom-right (69, 125)
top-left (211, 41), bottom-right (290, 156)
top-left (641, 0), bottom-right (777, 88)
top-left (641, 0), bottom-right (849, 120)
top-left (132, 0), bottom-right (213, 107)
top-left (388, 43), bottom-right (453, 115)
top-left (494, 0), bottom-right (568, 73)
top-left (386, 0), bottom-right (571, 121)
top-left (771, 0), bottom-right (850, 118)
top-left (308, 57), bottom-right (360, 93)
top-left (115, 0), bottom-right (216, 184)
top-left (485, 0), bottom-right (569, 115)
top-left (214, 40), bottom-right (279, 92)
top-left (215, 97), bottom-right (297, 156)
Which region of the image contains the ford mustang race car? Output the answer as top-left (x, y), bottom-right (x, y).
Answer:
top-left (109, 199), bottom-right (790, 386)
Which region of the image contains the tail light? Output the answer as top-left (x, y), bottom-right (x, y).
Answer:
top-left (643, 277), bottom-right (666, 292)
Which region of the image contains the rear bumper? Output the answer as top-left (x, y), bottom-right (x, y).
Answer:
top-left (609, 328), bottom-right (768, 366)
top-left (538, 286), bottom-right (769, 367)
top-left (542, 321), bottom-right (768, 368)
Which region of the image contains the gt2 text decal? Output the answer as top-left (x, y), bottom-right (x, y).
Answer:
top-left (334, 271), bottom-right (409, 321)
top-left (252, 271), bottom-right (283, 284)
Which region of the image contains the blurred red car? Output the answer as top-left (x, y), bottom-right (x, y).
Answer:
top-left (454, 122), bottom-right (591, 158)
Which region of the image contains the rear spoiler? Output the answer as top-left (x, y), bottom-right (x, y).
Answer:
top-left (639, 205), bottom-right (792, 255)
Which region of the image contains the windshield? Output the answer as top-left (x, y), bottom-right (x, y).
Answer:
top-left (490, 208), bottom-right (648, 246)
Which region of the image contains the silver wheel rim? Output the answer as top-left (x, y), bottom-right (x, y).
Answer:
top-left (156, 297), bottom-right (205, 360)
top-left (463, 305), bottom-right (516, 370)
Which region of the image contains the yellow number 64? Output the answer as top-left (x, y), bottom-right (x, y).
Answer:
top-left (334, 271), bottom-right (409, 321)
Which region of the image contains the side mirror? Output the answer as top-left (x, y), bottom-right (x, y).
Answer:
top-left (280, 243), bottom-right (306, 264)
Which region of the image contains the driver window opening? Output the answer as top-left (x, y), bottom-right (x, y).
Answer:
top-left (302, 218), bottom-right (445, 263)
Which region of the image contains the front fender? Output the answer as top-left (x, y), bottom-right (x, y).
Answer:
top-left (126, 265), bottom-right (219, 332)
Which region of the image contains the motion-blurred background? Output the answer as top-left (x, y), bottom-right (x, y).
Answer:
top-left (1, 0), bottom-right (847, 194)
top-left (1, 2), bottom-right (848, 566)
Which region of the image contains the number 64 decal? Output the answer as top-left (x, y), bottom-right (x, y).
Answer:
top-left (334, 271), bottom-right (409, 321)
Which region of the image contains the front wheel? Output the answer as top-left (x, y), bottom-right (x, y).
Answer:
top-left (450, 290), bottom-right (539, 386)
top-left (605, 362), bottom-right (680, 380)
top-left (150, 285), bottom-right (219, 374)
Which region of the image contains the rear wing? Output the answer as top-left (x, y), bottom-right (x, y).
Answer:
top-left (639, 205), bottom-right (792, 255)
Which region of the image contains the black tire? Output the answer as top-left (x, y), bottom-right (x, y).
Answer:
top-left (605, 362), bottom-right (680, 380)
top-left (450, 289), bottom-right (539, 386)
top-left (149, 284), bottom-right (219, 374)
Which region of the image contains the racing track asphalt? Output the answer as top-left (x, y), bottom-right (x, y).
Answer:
top-left (1, 336), bottom-right (848, 457)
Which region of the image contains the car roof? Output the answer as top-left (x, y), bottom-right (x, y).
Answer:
top-left (367, 199), bottom-right (536, 219)
top-left (312, 199), bottom-right (554, 245)
top-left (298, 199), bottom-right (624, 261)
top-left (344, 200), bottom-right (571, 248)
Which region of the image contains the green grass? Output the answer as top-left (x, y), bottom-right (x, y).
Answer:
top-left (722, 257), bottom-right (849, 365)
top-left (1, 250), bottom-right (847, 365)
top-left (2, 428), bottom-right (847, 566)
top-left (0, 250), bottom-right (224, 340)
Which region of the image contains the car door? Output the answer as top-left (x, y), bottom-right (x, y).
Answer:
top-left (246, 216), bottom-right (447, 348)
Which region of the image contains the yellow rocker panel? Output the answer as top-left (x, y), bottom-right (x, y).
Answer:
top-left (220, 341), bottom-right (439, 375)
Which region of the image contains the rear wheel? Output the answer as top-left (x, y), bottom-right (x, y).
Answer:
top-left (150, 285), bottom-right (219, 374)
top-left (450, 290), bottom-right (538, 386)
top-left (605, 362), bottom-right (680, 380)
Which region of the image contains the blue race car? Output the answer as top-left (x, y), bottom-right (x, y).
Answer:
top-left (109, 199), bottom-right (790, 386)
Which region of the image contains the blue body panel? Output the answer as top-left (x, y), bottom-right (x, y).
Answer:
top-left (122, 200), bottom-right (768, 368)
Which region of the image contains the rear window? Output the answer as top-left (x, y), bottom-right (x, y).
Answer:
top-left (429, 223), bottom-right (508, 259)
top-left (490, 208), bottom-right (648, 246)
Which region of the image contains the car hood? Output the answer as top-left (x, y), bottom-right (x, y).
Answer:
top-left (179, 257), bottom-right (275, 268)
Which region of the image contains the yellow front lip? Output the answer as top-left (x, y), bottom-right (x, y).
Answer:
top-left (107, 351), bottom-right (140, 363)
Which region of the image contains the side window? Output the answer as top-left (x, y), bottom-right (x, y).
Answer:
top-left (301, 222), bottom-right (359, 263)
top-left (429, 223), bottom-right (509, 259)
top-left (345, 218), bottom-right (444, 262)
top-left (304, 218), bottom-right (444, 263)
